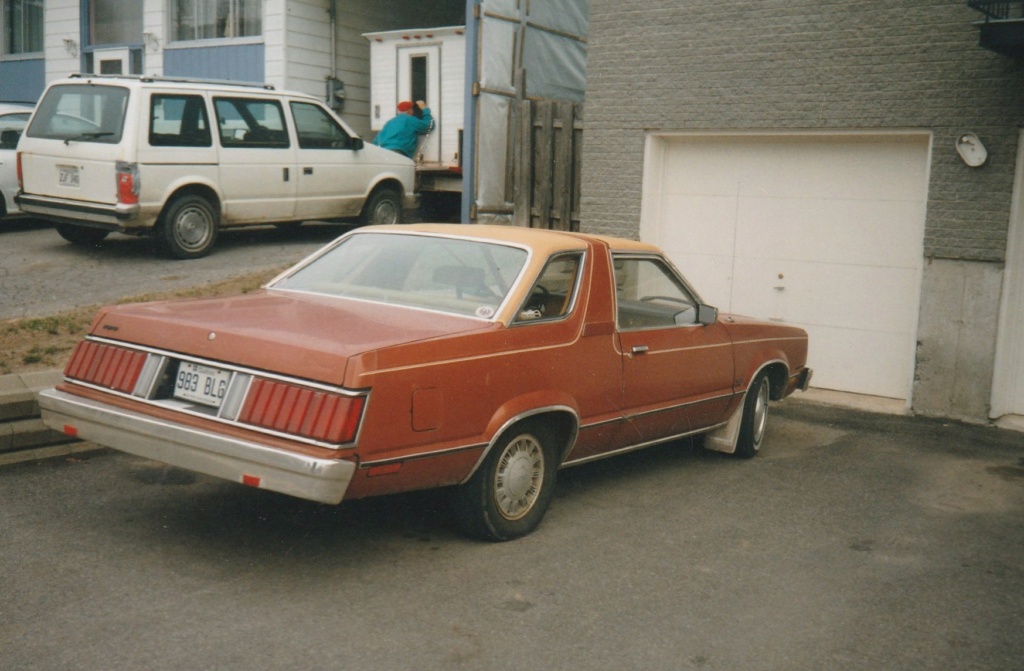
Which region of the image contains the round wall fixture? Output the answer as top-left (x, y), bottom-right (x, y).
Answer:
top-left (956, 133), bottom-right (988, 167)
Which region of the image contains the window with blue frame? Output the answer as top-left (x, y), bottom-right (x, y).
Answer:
top-left (90, 0), bottom-right (142, 45)
top-left (3, 0), bottom-right (43, 54)
top-left (173, 0), bottom-right (262, 41)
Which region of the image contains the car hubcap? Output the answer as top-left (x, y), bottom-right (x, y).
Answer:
top-left (373, 200), bottom-right (398, 224)
top-left (176, 208), bottom-right (211, 249)
top-left (494, 434), bottom-right (544, 520)
top-left (752, 379), bottom-right (769, 448)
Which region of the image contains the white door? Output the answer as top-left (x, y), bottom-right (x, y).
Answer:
top-left (92, 48), bottom-right (131, 75)
top-left (397, 45), bottom-right (440, 162)
top-left (991, 131), bottom-right (1024, 420)
top-left (642, 133), bottom-right (930, 400)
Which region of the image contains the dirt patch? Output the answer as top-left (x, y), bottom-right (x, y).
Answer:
top-left (0, 267), bottom-right (286, 376)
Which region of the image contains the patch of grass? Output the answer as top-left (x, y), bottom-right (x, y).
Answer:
top-left (0, 266), bottom-right (286, 376)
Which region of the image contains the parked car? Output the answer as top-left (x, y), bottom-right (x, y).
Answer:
top-left (38, 225), bottom-right (812, 540)
top-left (0, 102), bottom-right (33, 218)
top-left (16, 74), bottom-right (415, 258)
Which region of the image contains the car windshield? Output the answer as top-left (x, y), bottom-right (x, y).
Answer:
top-left (271, 232), bottom-right (530, 319)
top-left (27, 84), bottom-right (128, 143)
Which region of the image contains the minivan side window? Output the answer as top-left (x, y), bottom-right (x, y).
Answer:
top-left (26, 84), bottom-right (129, 143)
top-left (149, 95), bottom-right (212, 147)
top-left (214, 97), bottom-right (289, 148)
top-left (290, 102), bottom-right (357, 150)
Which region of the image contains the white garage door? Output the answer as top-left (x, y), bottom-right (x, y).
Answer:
top-left (641, 133), bottom-right (930, 400)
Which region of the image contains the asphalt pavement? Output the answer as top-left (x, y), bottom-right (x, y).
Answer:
top-left (1, 399), bottom-right (1022, 671)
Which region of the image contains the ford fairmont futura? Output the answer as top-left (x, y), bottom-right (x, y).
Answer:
top-left (39, 224), bottom-right (812, 541)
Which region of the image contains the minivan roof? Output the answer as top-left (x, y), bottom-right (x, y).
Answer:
top-left (62, 73), bottom-right (280, 93)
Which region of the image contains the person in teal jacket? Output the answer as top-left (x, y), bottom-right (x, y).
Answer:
top-left (373, 100), bottom-right (433, 159)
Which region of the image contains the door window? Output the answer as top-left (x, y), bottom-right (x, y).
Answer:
top-left (150, 95), bottom-right (212, 147)
top-left (613, 256), bottom-right (699, 330)
top-left (214, 98), bottom-right (289, 148)
top-left (290, 102), bottom-right (356, 150)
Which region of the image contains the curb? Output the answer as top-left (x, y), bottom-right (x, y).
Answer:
top-left (0, 370), bottom-right (80, 464)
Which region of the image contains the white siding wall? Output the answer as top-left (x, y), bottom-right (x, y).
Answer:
top-left (143, 0), bottom-right (164, 75)
top-left (43, 0), bottom-right (80, 82)
top-left (265, 1), bottom-right (287, 87)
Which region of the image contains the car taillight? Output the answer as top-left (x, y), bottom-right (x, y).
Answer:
top-left (239, 378), bottom-right (365, 445)
top-left (16, 152), bottom-right (23, 190)
top-left (116, 161), bottom-right (140, 205)
top-left (65, 340), bottom-right (147, 394)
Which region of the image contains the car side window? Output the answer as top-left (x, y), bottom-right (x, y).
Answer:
top-left (149, 95), bottom-right (212, 147)
top-left (290, 102), bottom-right (356, 150)
top-left (0, 113), bottom-right (29, 149)
top-left (214, 97), bottom-right (289, 148)
top-left (515, 253), bottom-right (584, 323)
top-left (613, 256), bottom-right (699, 330)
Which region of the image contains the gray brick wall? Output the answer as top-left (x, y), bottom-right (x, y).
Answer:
top-left (581, 0), bottom-right (1024, 262)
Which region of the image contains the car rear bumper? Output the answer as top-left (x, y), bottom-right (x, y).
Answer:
top-left (38, 388), bottom-right (355, 504)
top-left (16, 193), bottom-right (144, 228)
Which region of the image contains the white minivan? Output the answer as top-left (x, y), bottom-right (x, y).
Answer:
top-left (16, 74), bottom-right (416, 258)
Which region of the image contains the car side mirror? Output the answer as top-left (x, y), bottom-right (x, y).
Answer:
top-left (697, 303), bottom-right (718, 325)
top-left (351, 137), bottom-right (364, 151)
top-left (0, 129), bottom-right (20, 150)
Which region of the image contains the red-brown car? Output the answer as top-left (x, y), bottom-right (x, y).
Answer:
top-left (39, 224), bottom-right (812, 540)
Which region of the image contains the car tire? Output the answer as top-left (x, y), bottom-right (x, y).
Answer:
top-left (55, 223), bottom-right (109, 246)
top-left (160, 194), bottom-right (219, 259)
top-left (452, 420), bottom-right (559, 542)
top-left (734, 371), bottom-right (770, 459)
top-left (361, 187), bottom-right (402, 226)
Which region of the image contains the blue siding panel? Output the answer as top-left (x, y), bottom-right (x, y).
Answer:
top-left (0, 58), bottom-right (45, 103)
top-left (163, 43), bottom-right (265, 84)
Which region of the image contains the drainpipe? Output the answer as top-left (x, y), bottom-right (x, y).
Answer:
top-left (461, 0), bottom-right (481, 223)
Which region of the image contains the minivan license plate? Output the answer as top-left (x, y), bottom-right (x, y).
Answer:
top-left (58, 165), bottom-right (80, 187)
top-left (174, 362), bottom-right (231, 408)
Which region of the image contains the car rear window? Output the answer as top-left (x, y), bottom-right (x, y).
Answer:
top-left (272, 232), bottom-right (530, 319)
top-left (27, 83), bottom-right (129, 144)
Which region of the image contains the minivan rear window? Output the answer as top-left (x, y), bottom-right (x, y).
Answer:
top-left (27, 84), bottom-right (129, 144)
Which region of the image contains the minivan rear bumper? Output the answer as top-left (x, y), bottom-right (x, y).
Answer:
top-left (16, 193), bottom-right (144, 228)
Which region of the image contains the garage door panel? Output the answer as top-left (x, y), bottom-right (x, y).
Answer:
top-left (730, 260), bottom-right (921, 332)
top-left (735, 197), bottom-right (926, 268)
top-left (663, 136), bottom-right (929, 203)
top-left (805, 324), bottom-right (912, 399)
top-left (658, 194), bottom-right (737, 257)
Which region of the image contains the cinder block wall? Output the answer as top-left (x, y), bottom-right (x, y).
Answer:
top-left (580, 0), bottom-right (1024, 421)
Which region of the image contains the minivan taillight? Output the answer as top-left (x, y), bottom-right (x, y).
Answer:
top-left (116, 161), bottom-right (140, 204)
top-left (16, 152), bottom-right (22, 190)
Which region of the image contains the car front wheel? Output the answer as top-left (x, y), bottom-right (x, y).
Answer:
top-left (734, 371), bottom-right (770, 459)
top-left (452, 421), bottom-right (558, 541)
top-left (361, 188), bottom-right (402, 226)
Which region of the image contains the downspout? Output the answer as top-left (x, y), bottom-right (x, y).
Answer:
top-left (329, 0), bottom-right (338, 81)
top-left (461, 0), bottom-right (481, 223)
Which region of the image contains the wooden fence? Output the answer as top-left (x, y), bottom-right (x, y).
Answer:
top-left (512, 100), bottom-right (584, 231)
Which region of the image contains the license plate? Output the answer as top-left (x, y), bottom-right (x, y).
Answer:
top-left (58, 165), bottom-right (80, 187)
top-left (174, 362), bottom-right (231, 408)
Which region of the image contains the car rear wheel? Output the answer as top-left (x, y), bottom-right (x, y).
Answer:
top-left (452, 420), bottom-right (558, 541)
top-left (734, 371), bottom-right (770, 459)
top-left (361, 187), bottom-right (402, 226)
top-left (160, 194), bottom-right (218, 259)
top-left (55, 223), bottom-right (109, 247)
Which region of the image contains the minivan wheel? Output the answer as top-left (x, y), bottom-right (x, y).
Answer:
top-left (56, 224), bottom-right (109, 247)
top-left (361, 188), bottom-right (402, 226)
top-left (160, 195), bottom-right (219, 259)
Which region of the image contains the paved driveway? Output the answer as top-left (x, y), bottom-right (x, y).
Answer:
top-left (1, 400), bottom-right (1021, 670)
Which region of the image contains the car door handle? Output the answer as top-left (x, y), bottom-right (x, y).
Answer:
top-left (631, 345), bottom-right (649, 355)
top-left (283, 167), bottom-right (290, 181)
top-left (303, 167), bottom-right (313, 175)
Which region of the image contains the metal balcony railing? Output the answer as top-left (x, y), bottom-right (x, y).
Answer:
top-left (967, 1), bottom-right (1024, 21)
